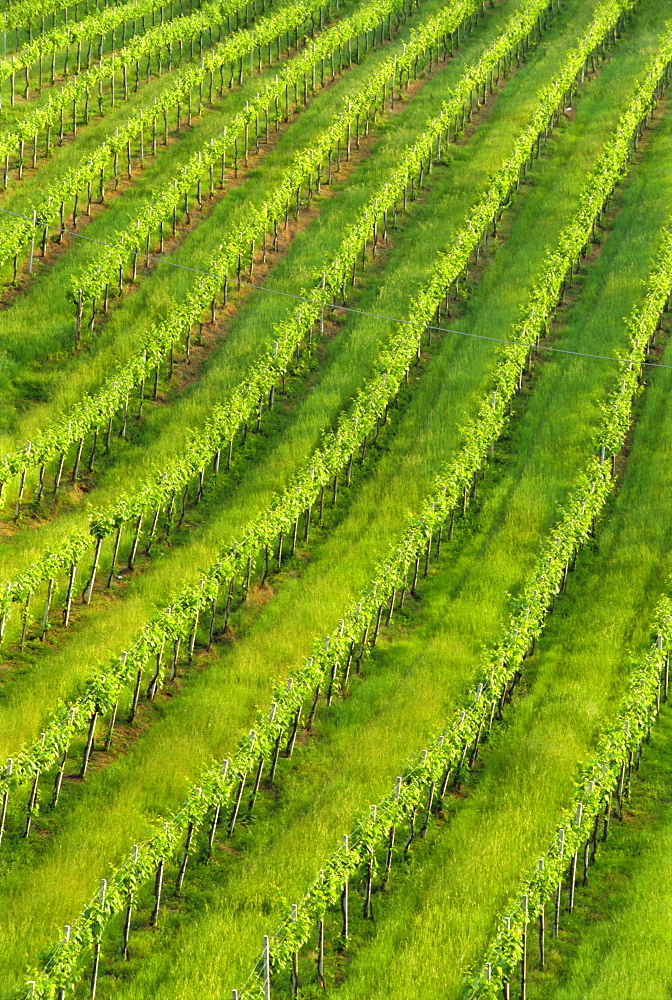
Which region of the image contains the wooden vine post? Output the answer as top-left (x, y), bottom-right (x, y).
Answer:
top-left (538, 858), bottom-right (545, 969)
top-left (554, 828), bottom-right (565, 937)
top-left (0, 758), bottom-right (11, 846)
top-left (90, 879), bottom-right (106, 999)
top-left (290, 904), bottom-right (299, 996)
top-left (341, 834), bottom-right (349, 942)
top-left (263, 933), bottom-right (271, 1000)
top-left (520, 893), bottom-right (528, 1000)
top-left (122, 845), bottom-right (139, 959)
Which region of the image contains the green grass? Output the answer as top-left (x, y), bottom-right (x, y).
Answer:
top-left (529, 706), bottom-right (672, 1000)
top-left (2, 0), bottom-right (672, 997)
top-left (0, 0), bottom-right (577, 643)
top-left (0, 3), bottom-right (667, 992)
top-left (87, 48), bottom-right (672, 1000)
top-left (0, 0), bottom-right (625, 761)
top-left (0, 0), bottom-right (202, 66)
top-left (0, 0), bottom-right (286, 156)
top-left (0, 0), bottom-right (369, 422)
top-left (0, 0), bottom-right (629, 648)
top-left (292, 93), bottom-right (672, 1000)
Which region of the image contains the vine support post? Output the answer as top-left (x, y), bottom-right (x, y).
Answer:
top-left (63, 562), bottom-right (77, 626)
top-left (521, 894), bottom-right (528, 1000)
top-left (291, 913), bottom-right (299, 995)
top-left (122, 853), bottom-right (136, 960)
top-left (107, 524), bottom-right (122, 587)
top-left (382, 821), bottom-right (396, 888)
top-left (341, 834), bottom-right (349, 941)
top-left (75, 288), bottom-right (83, 348)
top-left (207, 760), bottom-right (228, 855)
top-left (84, 537), bottom-right (103, 604)
top-left (52, 749), bottom-right (67, 808)
top-left (129, 668), bottom-right (142, 723)
top-left (228, 772), bottom-right (247, 836)
top-left (90, 880), bottom-right (106, 998)
top-left (176, 821), bottom-right (195, 893)
top-left (538, 860), bottom-right (545, 968)
top-left (128, 515), bottom-right (143, 570)
top-left (24, 762), bottom-right (41, 838)
top-left (263, 934), bottom-right (271, 1000)
top-left (105, 698), bottom-right (118, 751)
top-left (150, 858), bottom-right (164, 925)
top-left (248, 757), bottom-right (264, 816)
top-left (286, 706), bottom-right (302, 758)
top-left (568, 849), bottom-right (578, 913)
top-left (317, 917), bottom-right (325, 987)
top-left (0, 771), bottom-right (10, 846)
top-left (80, 710), bottom-right (98, 777)
top-left (90, 940), bottom-right (101, 998)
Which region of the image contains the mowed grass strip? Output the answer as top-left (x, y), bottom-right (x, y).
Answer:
top-left (2, 4), bottom-right (666, 991)
top-left (0, 0), bottom-right (617, 756)
top-left (0, 0), bottom-right (363, 402)
top-left (528, 706), bottom-right (672, 1000)
top-left (299, 101), bottom-right (672, 1000)
top-left (0, 0), bottom-right (565, 635)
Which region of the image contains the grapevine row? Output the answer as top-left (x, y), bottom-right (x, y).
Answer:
top-left (1, 0), bottom-right (130, 37)
top-left (0, 0), bottom-right (567, 626)
top-left (464, 226), bottom-right (672, 1000)
top-left (69, 0), bottom-right (425, 320)
top-left (0, 0), bottom-right (435, 508)
top-left (0, 0), bottom-right (495, 760)
top-left (14, 16), bottom-right (669, 997)
top-left (0, 0), bottom-right (632, 662)
top-left (0, 0), bottom-right (318, 188)
top-left (0, 0), bottom-right (487, 503)
top-left (467, 613), bottom-right (672, 999)
top-left (0, 0), bottom-right (446, 640)
top-left (235, 127), bottom-right (672, 1000)
top-left (0, 0), bottom-right (424, 289)
top-left (0, 0), bottom-right (210, 101)
top-left (0, 0), bottom-right (428, 280)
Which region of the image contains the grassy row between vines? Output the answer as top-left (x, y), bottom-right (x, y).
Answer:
top-left (0, 0), bottom-right (362, 419)
top-left (3, 1), bottom-right (668, 993)
top-left (529, 706), bottom-right (672, 1000)
top-left (0, 0), bottom-right (552, 711)
top-left (301, 58), bottom-right (672, 1000)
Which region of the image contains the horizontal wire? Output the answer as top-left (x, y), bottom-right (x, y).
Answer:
top-left (2, 204), bottom-right (671, 369)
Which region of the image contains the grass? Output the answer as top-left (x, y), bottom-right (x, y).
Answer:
top-left (529, 706), bottom-right (672, 1000)
top-left (2, 0), bottom-right (672, 997)
top-left (0, 0), bottom-right (372, 424)
top-left (0, 0), bottom-right (576, 658)
top-left (0, 0), bottom-right (626, 766)
top-left (0, 1), bottom-right (667, 991)
top-left (66, 47), bottom-right (672, 1000)
top-left (0, 0), bottom-right (212, 76)
top-left (0, 0), bottom-right (289, 158)
top-left (289, 72), bottom-right (672, 1000)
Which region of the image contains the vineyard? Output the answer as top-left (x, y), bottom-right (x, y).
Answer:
top-left (1, 0), bottom-right (672, 997)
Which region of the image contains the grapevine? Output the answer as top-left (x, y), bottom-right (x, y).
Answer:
top-left (14, 19), bottom-right (672, 998)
